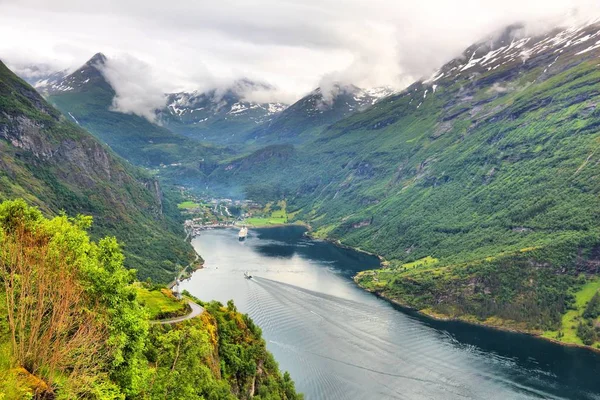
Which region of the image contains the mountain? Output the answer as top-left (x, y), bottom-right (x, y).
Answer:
top-left (43, 53), bottom-right (220, 169)
top-left (44, 52), bottom-right (111, 95)
top-left (158, 81), bottom-right (393, 148)
top-left (208, 22), bottom-right (600, 346)
top-left (158, 79), bottom-right (288, 146)
top-left (6, 62), bottom-right (70, 93)
top-left (248, 84), bottom-right (394, 145)
top-left (0, 58), bottom-right (195, 282)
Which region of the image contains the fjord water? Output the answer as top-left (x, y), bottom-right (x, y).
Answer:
top-left (180, 226), bottom-right (600, 400)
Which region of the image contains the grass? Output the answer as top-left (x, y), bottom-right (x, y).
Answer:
top-left (177, 201), bottom-right (200, 209)
top-left (136, 286), bottom-right (188, 320)
top-left (399, 256), bottom-right (439, 270)
top-left (244, 200), bottom-right (289, 227)
top-left (244, 216), bottom-right (288, 227)
top-left (542, 278), bottom-right (600, 346)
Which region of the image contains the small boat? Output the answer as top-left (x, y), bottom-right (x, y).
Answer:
top-left (244, 271), bottom-right (253, 279)
top-left (238, 226), bottom-right (248, 241)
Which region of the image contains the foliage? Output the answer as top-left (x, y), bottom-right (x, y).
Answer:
top-left (177, 201), bottom-right (200, 210)
top-left (0, 59), bottom-right (195, 282)
top-left (202, 300), bottom-right (303, 400)
top-left (583, 291), bottom-right (600, 319)
top-left (244, 200), bottom-right (290, 227)
top-left (135, 286), bottom-right (189, 320)
top-left (0, 200), bottom-right (302, 399)
top-left (143, 321), bottom-right (233, 399)
top-left (204, 47), bottom-right (600, 343)
top-left (0, 199), bottom-right (145, 398)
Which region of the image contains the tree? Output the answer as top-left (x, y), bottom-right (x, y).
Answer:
top-left (0, 199), bottom-right (146, 398)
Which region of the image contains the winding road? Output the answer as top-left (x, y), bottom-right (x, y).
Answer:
top-left (150, 300), bottom-right (204, 325)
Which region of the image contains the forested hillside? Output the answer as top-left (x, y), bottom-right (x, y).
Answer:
top-left (0, 59), bottom-right (194, 282)
top-left (0, 200), bottom-right (302, 399)
top-left (208, 23), bottom-right (600, 347)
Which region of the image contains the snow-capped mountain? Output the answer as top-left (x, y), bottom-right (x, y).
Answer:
top-left (159, 80), bottom-right (394, 146)
top-left (156, 79), bottom-right (290, 146)
top-left (297, 84), bottom-right (394, 115)
top-left (14, 65), bottom-right (70, 94)
top-left (423, 22), bottom-right (600, 86)
top-left (15, 52), bottom-right (394, 148)
top-left (35, 53), bottom-right (110, 95)
top-left (365, 20), bottom-right (600, 122)
top-left (159, 79), bottom-right (288, 129)
top-left (247, 83), bottom-right (395, 144)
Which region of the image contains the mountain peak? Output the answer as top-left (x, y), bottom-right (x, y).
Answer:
top-left (40, 52), bottom-right (112, 95)
top-left (85, 52), bottom-right (107, 68)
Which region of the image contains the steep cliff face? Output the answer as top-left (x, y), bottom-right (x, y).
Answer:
top-left (0, 59), bottom-right (193, 282)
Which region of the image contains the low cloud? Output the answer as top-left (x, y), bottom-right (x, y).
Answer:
top-left (99, 55), bottom-right (170, 122)
top-left (238, 87), bottom-right (298, 105)
top-left (2, 0), bottom-right (600, 110)
top-left (487, 83), bottom-right (511, 94)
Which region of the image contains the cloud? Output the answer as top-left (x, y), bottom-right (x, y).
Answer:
top-left (99, 55), bottom-right (171, 122)
top-left (1, 0), bottom-right (600, 111)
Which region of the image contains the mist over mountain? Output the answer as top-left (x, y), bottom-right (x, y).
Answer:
top-left (156, 79), bottom-right (288, 143)
top-left (4, 0), bottom-right (600, 124)
top-left (5, 1), bottom-right (600, 398)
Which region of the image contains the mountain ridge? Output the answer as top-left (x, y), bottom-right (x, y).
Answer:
top-left (203, 20), bottom-right (600, 348)
top-left (0, 58), bottom-right (195, 282)
top-left (158, 78), bottom-right (289, 146)
top-left (41, 53), bottom-right (222, 173)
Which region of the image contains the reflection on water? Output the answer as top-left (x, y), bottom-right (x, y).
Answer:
top-left (180, 227), bottom-right (600, 400)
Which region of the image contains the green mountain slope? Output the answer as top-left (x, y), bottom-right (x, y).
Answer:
top-left (209, 23), bottom-right (600, 345)
top-left (45, 53), bottom-right (221, 169)
top-left (247, 85), bottom-right (393, 146)
top-left (0, 59), bottom-right (194, 282)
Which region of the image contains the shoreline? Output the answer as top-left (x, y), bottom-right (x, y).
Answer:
top-left (188, 220), bottom-right (600, 354)
top-left (358, 285), bottom-right (600, 354)
top-left (247, 222), bottom-right (309, 229)
top-left (313, 232), bottom-right (600, 355)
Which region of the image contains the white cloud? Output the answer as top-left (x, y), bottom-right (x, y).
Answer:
top-left (100, 55), bottom-right (170, 122)
top-left (1, 0), bottom-right (599, 114)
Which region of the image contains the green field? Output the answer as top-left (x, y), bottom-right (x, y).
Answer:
top-left (542, 278), bottom-right (600, 346)
top-left (135, 286), bottom-right (188, 320)
top-left (400, 256), bottom-right (439, 270)
top-left (244, 200), bottom-right (289, 227)
top-left (177, 201), bottom-right (201, 209)
top-left (244, 216), bottom-right (288, 227)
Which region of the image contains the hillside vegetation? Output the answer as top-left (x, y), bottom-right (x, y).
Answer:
top-left (207, 24), bottom-right (600, 347)
top-left (0, 200), bottom-right (302, 399)
top-left (0, 59), bottom-right (194, 282)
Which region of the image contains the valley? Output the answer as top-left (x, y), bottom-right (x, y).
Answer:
top-left (4, 5), bottom-right (600, 398)
top-left (18, 20), bottom-right (600, 352)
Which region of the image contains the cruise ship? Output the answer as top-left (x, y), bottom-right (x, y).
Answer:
top-left (238, 226), bottom-right (248, 241)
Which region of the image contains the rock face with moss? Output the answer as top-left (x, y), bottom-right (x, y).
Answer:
top-left (0, 58), bottom-right (195, 282)
top-left (0, 200), bottom-right (302, 399)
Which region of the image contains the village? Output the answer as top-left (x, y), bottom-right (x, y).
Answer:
top-left (178, 196), bottom-right (292, 238)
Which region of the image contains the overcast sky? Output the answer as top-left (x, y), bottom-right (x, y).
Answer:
top-left (1, 0), bottom-right (599, 105)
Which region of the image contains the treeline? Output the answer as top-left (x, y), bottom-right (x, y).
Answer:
top-left (577, 292), bottom-right (600, 345)
top-left (357, 237), bottom-right (600, 334)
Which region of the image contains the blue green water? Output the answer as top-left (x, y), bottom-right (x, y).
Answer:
top-left (181, 226), bottom-right (600, 400)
